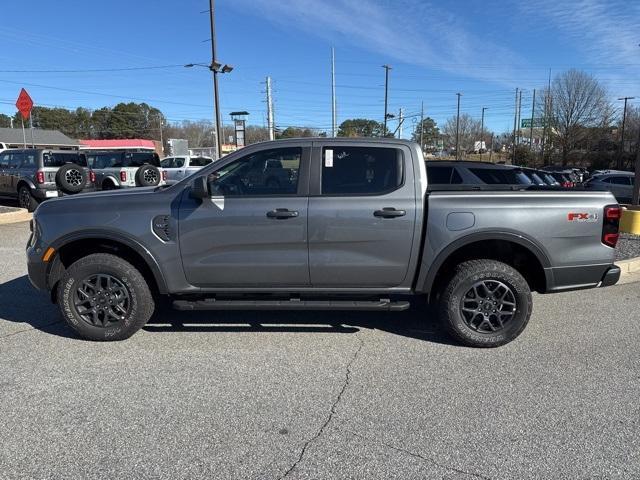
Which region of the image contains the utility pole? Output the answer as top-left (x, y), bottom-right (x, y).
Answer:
top-left (398, 108), bottom-right (404, 139)
top-left (455, 92), bottom-right (462, 160)
top-left (158, 115), bottom-right (164, 155)
top-left (419, 101), bottom-right (424, 152)
top-left (208, 0), bottom-right (222, 159)
top-left (382, 65), bottom-right (392, 135)
top-left (512, 88), bottom-right (518, 164)
top-left (634, 124), bottom-right (640, 205)
top-left (266, 76), bottom-right (275, 141)
top-left (480, 107), bottom-right (487, 159)
top-left (618, 96), bottom-right (634, 169)
top-left (516, 89), bottom-right (523, 146)
top-left (10, 117), bottom-right (13, 129)
top-left (489, 133), bottom-right (494, 162)
top-left (331, 47), bottom-right (337, 137)
top-left (529, 89), bottom-right (536, 152)
top-left (541, 69), bottom-right (552, 165)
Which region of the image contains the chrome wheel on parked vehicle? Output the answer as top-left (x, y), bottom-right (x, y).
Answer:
top-left (460, 280), bottom-right (517, 333)
top-left (74, 274), bottom-right (131, 327)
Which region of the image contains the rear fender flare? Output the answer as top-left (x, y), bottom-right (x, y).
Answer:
top-left (418, 230), bottom-right (552, 295)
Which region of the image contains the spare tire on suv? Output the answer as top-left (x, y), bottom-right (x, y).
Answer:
top-left (135, 164), bottom-right (161, 187)
top-left (55, 163), bottom-right (87, 194)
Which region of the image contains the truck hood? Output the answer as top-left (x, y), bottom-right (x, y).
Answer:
top-left (34, 186), bottom-right (174, 217)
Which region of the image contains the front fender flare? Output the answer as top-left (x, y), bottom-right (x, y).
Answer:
top-left (49, 229), bottom-right (168, 294)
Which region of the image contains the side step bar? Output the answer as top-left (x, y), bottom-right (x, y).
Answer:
top-left (173, 298), bottom-right (410, 312)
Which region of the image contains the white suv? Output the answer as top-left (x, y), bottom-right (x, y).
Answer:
top-left (160, 155), bottom-right (213, 184)
top-left (85, 150), bottom-right (166, 190)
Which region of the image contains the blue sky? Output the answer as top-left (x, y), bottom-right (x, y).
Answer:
top-left (1, 0), bottom-right (639, 137)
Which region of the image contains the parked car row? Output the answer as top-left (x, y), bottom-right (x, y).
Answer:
top-left (425, 161), bottom-right (636, 204)
top-left (425, 161), bottom-right (578, 190)
top-left (0, 147), bottom-right (216, 211)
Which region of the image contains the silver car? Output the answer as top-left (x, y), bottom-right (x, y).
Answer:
top-left (585, 172), bottom-right (634, 204)
top-left (160, 155), bottom-right (213, 184)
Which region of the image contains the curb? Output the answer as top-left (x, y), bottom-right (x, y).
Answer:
top-left (0, 208), bottom-right (32, 225)
top-left (617, 256), bottom-right (640, 286)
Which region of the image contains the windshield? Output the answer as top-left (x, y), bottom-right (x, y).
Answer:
top-left (43, 152), bottom-right (88, 167)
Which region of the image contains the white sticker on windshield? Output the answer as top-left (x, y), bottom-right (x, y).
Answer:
top-left (325, 149), bottom-right (334, 167)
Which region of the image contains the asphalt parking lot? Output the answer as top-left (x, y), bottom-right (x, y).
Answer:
top-left (1, 220), bottom-right (639, 479)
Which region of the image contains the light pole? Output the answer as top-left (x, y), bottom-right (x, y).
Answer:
top-left (618, 96), bottom-right (634, 170)
top-left (382, 65), bottom-right (392, 135)
top-left (185, 0), bottom-right (233, 159)
top-left (480, 107), bottom-right (487, 159)
top-left (185, 61), bottom-right (233, 159)
top-left (455, 93), bottom-right (462, 160)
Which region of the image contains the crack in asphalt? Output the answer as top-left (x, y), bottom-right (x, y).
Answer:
top-left (344, 430), bottom-right (493, 480)
top-left (277, 336), bottom-right (364, 479)
top-left (0, 320), bottom-right (62, 340)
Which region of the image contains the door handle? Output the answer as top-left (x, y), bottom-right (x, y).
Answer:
top-left (374, 207), bottom-right (406, 218)
top-left (266, 208), bottom-right (299, 219)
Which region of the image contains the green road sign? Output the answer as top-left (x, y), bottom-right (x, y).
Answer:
top-left (521, 118), bottom-right (545, 128)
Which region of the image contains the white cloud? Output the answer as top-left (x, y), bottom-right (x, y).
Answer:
top-left (226, 0), bottom-right (528, 86)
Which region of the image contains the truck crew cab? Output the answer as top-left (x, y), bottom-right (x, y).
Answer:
top-left (27, 139), bottom-right (621, 347)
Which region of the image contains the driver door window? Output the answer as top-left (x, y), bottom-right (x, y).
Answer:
top-left (209, 147), bottom-right (301, 196)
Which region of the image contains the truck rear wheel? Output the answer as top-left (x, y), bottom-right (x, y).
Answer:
top-left (57, 253), bottom-right (155, 341)
top-left (438, 259), bottom-right (532, 348)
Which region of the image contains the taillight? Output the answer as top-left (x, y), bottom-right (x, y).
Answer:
top-left (162, 170), bottom-right (167, 181)
top-left (562, 181), bottom-right (574, 188)
top-left (120, 171), bottom-right (127, 182)
top-left (36, 171), bottom-right (45, 184)
top-left (602, 205), bottom-right (621, 248)
top-left (89, 171), bottom-right (96, 183)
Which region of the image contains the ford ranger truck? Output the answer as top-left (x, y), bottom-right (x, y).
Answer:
top-left (26, 139), bottom-right (621, 347)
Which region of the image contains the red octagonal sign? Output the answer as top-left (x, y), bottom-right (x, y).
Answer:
top-left (16, 88), bottom-right (34, 120)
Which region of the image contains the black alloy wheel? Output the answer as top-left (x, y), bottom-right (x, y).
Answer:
top-left (73, 274), bottom-right (131, 328)
top-left (460, 280), bottom-right (516, 333)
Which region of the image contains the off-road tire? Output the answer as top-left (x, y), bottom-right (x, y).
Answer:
top-left (18, 185), bottom-right (39, 212)
top-left (55, 163), bottom-right (87, 194)
top-left (438, 259), bottom-right (532, 348)
top-left (57, 253), bottom-right (155, 341)
top-left (135, 164), bottom-right (161, 187)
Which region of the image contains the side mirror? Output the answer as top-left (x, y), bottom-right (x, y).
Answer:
top-left (190, 176), bottom-right (209, 199)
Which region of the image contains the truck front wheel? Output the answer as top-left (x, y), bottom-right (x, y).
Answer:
top-left (439, 259), bottom-right (532, 348)
top-left (57, 253), bottom-right (155, 341)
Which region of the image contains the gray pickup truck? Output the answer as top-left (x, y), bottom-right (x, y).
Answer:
top-left (26, 138), bottom-right (622, 347)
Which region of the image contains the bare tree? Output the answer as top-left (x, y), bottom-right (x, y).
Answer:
top-left (538, 69), bottom-right (609, 164)
top-left (442, 113), bottom-right (481, 155)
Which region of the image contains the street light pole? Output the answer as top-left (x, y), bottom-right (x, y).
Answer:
top-left (480, 107), bottom-right (487, 160)
top-left (382, 65), bottom-right (391, 135)
top-left (208, 0), bottom-right (222, 159)
top-left (618, 96), bottom-right (634, 170)
top-left (455, 93), bottom-right (462, 160)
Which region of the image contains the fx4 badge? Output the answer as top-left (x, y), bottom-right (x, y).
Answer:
top-left (567, 212), bottom-right (598, 222)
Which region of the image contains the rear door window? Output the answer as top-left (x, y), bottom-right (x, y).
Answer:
top-left (43, 152), bottom-right (87, 167)
top-left (190, 157), bottom-right (212, 167)
top-left (321, 146), bottom-right (403, 195)
top-left (608, 176), bottom-right (632, 185)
